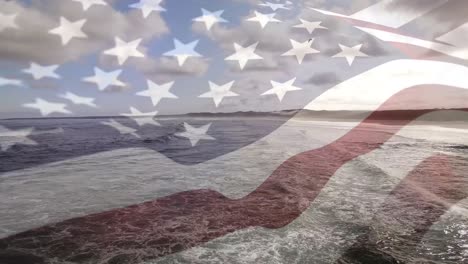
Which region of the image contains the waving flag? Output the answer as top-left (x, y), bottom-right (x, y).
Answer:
top-left (0, 0), bottom-right (467, 263)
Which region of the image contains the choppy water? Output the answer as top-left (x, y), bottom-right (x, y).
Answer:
top-left (0, 113), bottom-right (467, 264)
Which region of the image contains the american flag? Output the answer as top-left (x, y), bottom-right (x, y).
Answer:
top-left (0, 0), bottom-right (468, 263)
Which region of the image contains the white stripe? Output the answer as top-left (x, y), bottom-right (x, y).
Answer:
top-left (310, 8), bottom-right (350, 19)
top-left (355, 27), bottom-right (468, 60)
top-left (311, 0), bottom-right (447, 28)
top-left (306, 59), bottom-right (468, 111)
top-left (436, 21), bottom-right (468, 47)
top-left (350, 0), bottom-right (447, 28)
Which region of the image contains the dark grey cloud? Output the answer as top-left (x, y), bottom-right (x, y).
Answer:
top-left (0, 0), bottom-right (168, 64)
top-left (307, 72), bottom-right (340, 85)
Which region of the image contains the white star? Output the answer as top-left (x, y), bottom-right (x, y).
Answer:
top-left (176, 122), bottom-right (215, 146)
top-left (282, 38), bottom-right (319, 64)
top-left (225, 42), bottom-right (263, 70)
top-left (104, 37), bottom-right (145, 65)
top-left (163, 39), bottom-right (202, 66)
top-left (60, 91), bottom-right (97, 108)
top-left (0, 12), bottom-right (19, 32)
top-left (293, 19), bottom-right (327, 34)
top-left (199, 81), bottom-right (238, 107)
top-left (83, 67), bottom-right (125, 91)
top-left (101, 119), bottom-right (140, 138)
top-left (23, 98), bottom-right (71, 116)
top-left (0, 126), bottom-right (37, 151)
top-left (193, 8), bottom-right (228, 31)
top-left (258, 1), bottom-right (290, 11)
top-left (129, 0), bottom-right (166, 18)
top-left (332, 44), bottom-right (368, 66)
top-left (0, 77), bottom-right (22, 87)
top-left (247, 11), bottom-right (281, 28)
top-left (262, 77), bottom-right (302, 102)
top-left (22, 63), bottom-right (60, 80)
top-left (49, 17), bottom-right (87, 45)
top-left (136, 80), bottom-right (177, 106)
top-left (72, 0), bottom-right (108, 11)
top-left (121, 107), bottom-right (160, 127)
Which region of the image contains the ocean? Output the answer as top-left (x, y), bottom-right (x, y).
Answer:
top-left (0, 112), bottom-right (467, 264)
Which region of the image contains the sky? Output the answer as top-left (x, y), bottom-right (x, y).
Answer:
top-left (1, 0), bottom-right (464, 118)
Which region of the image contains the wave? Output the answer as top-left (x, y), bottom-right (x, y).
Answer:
top-left (1, 85), bottom-right (468, 263)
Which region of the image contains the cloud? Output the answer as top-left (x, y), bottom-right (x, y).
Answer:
top-left (129, 57), bottom-right (211, 82)
top-left (184, 0), bottom-right (396, 112)
top-left (191, 9), bottom-right (299, 74)
top-left (193, 18), bottom-right (291, 53)
top-left (307, 72), bottom-right (340, 85)
top-left (193, 3), bottom-right (390, 74)
top-left (0, 0), bottom-right (169, 64)
top-left (0, 0), bottom-right (211, 88)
